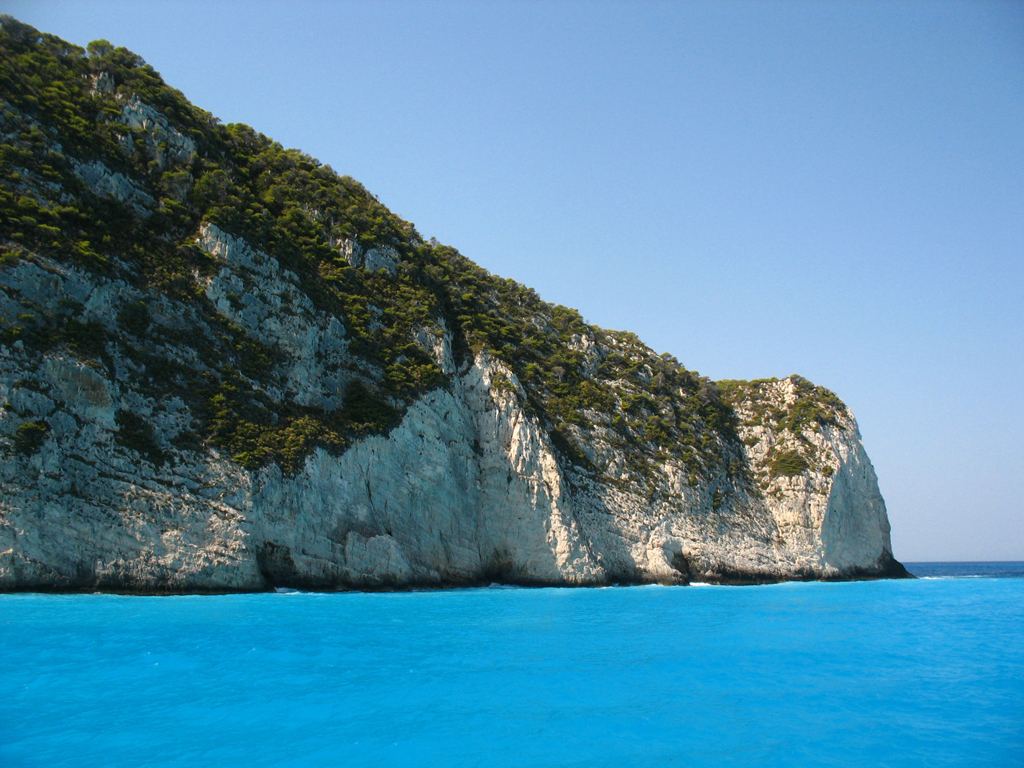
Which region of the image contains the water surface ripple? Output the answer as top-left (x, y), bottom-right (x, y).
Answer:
top-left (1, 566), bottom-right (1022, 767)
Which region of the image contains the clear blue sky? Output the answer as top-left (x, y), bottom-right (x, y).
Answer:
top-left (5, 0), bottom-right (1022, 561)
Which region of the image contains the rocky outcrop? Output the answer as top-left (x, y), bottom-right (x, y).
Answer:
top-left (0, 241), bottom-right (904, 591)
top-left (198, 223), bottom-right (352, 410)
top-left (0, 17), bottom-right (906, 592)
top-left (336, 237), bottom-right (399, 276)
top-left (719, 378), bottom-right (905, 579)
top-left (118, 94), bottom-right (196, 170)
top-left (71, 159), bottom-right (155, 217)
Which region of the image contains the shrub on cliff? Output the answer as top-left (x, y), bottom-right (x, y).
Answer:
top-left (13, 420), bottom-right (49, 455)
top-left (770, 449), bottom-right (809, 478)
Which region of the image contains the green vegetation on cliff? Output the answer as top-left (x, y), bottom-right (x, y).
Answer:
top-left (768, 449), bottom-right (809, 478)
top-left (717, 375), bottom-right (846, 435)
top-left (13, 419), bottom-right (48, 455)
top-left (1, 16), bottom-right (837, 485)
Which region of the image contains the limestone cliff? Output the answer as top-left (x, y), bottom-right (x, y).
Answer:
top-left (0, 18), bottom-right (906, 591)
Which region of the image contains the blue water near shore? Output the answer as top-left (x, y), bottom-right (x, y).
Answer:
top-left (1, 564), bottom-right (1022, 767)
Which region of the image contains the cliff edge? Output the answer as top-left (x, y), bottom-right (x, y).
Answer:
top-left (0, 18), bottom-right (907, 591)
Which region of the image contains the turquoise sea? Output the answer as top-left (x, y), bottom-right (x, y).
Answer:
top-left (1, 563), bottom-right (1022, 767)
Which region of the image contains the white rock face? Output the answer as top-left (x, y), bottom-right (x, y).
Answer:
top-left (339, 238), bottom-right (398, 276)
top-left (89, 71), bottom-right (115, 95)
top-left (198, 223), bottom-right (351, 409)
top-left (725, 378), bottom-right (895, 576)
top-left (0, 238), bottom-right (902, 592)
top-left (118, 95), bottom-right (196, 170)
top-left (72, 159), bottom-right (155, 217)
top-left (0, 24), bottom-right (904, 592)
